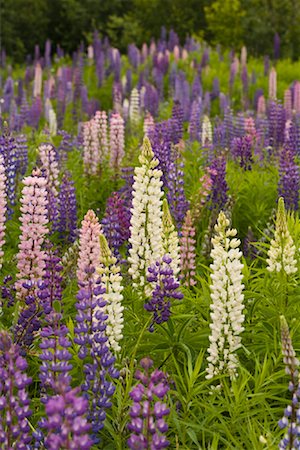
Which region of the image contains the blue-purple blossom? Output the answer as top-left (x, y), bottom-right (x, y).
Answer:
top-left (145, 255), bottom-right (183, 332)
top-left (0, 331), bottom-right (32, 448)
top-left (128, 357), bottom-right (170, 450)
top-left (278, 144), bottom-right (300, 211)
top-left (208, 156), bottom-right (228, 211)
top-left (231, 135), bottom-right (253, 170)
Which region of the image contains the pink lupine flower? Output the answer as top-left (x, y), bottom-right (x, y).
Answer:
top-left (93, 110), bottom-right (109, 160)
top-left (38, 143), bottom-right (59, 196)
top-left (77, 210), bottom-right (101, 284)
top-left (143, 112), bottom-right (155, 136)
top-left (33, 62), bottom-right (43, 98)
top-left (0, 155), bottom-right (7, 268)
top-left (180, 211), bottom-right (196, 287)
top-left (268, 67), bottom-right (277, 100)
top-left (257, 95), bottom-right (266, 117)
top-left (16, 169), bottom-right (49, 299)
top-left (109, 112), bottom-right (125, 174)
top-left (293, 81), bottom-right (300, 114)
top-left (284, 89), bottom-right (292, 120)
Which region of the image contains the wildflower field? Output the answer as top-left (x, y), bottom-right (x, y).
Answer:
top-left (1, 32), bottom-right (300, 449)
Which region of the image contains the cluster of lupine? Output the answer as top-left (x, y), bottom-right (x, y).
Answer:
top-left (1, 28), bottom-right (300, 449)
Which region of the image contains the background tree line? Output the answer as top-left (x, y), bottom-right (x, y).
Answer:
top-left (1, 0), bottom-right (300, 61)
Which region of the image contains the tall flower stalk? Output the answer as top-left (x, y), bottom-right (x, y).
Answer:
top-left (128, 136), bottom-right (164, 294)
top-left (266, 197), bottom-right (297, 277)
top-left (206, 212), bottom-right (245, 381)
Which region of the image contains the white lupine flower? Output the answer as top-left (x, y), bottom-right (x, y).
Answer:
top-left (128, 136), bottom-right (164, 294)
top-left (201, 115), bottom-right (213, 146)
top-left (162, 199), bottom-right (180, 279)
top-left (206, 212), bottom-right (245, 381)
top-left (129, 87), bottom-right (140, 126)
top-left (97, 234), bottom-right (124, 353)
top-left (49, 108), bottom-right (57, 136)
top-left (266, 197), bottom-right (297, 276)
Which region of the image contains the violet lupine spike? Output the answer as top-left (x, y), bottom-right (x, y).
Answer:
top-left (0, 331), bottom-right (32, 449)
top-left (57, 129), bottom-right (74, 165)
top-left (39, 386), bottom-right (92, 450)
top-left (39, 312), bottom-right (72, 397)
top-left (40, 242), bottom-right (63, 313)
top-left (278, 144), bottom-right (300, 211)
top-left (278, 316), bottom-right (300, 450)
top-left (166, 145), bottom-right (189, 229)
top-left (171, 100), bottom-right (184, 143)
top-left (209, 156), bottom-right (228, 211)
top-left (128, 357), bottom-right (170, 449)
top-left (15, 133), bottom-right (28, 177)
top-left (109, 112), bottom-right (125, 175)
top-left (268, 101), bottom-right (286, 152)
top-left (189, 99), bottom-right (201, 142)
top-left (29, 95), bottom-right (43, 129)
top-left (58, 172), bottom-right (78, 243)
top-left (0, 125), bottom-right (17, 218)
top-left (0, 155), bottom-right (7, 270)
top-left (231, 135), bottom-right (254, 170)
top-left (101, 192), bottom-right (131, 258)
top-left (180, 211), bottom-right (197, 287)
top-left (16, 168), bottom-right (49, 299)
top-left (145, 254), bottom-right (183, 333)
top-left (74, 272), bottom-right (119, 440)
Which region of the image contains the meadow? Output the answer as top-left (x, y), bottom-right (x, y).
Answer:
top-left (0, 32), bottom-right (300, 449)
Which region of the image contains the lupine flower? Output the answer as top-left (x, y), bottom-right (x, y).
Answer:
top-left (278, 316), bottom-right (300, 450)
top-left (269, 67), bottom-right (277, 100)
top-left (189, 100), bottom-right (201, 142)
top-left (128, 136), bottom-right (164, 294)
top-left (162, 199), bottom-right (180, 279)
top-left (39, 312), bottom-right (72, 396)
top-left (166, 144), bottom-right (189, 229)
top-left (93, 110), bottom-right (109, 164)
top-left (206, 212), bottom-right (245, 381)
top-left (41, 243), bottom-right (63, 312)
top-left (201, 115), bottom-right (213, 147)
top-left (58, 172), bottom-right (78, 242)
top-left (145, 255), bottom-right (183, 332)
top-left (266, 197), bottom-right (297, 276)
top-left (15, 134), bottom-right (28, 176)
top-left (40, 386), bottom-right (92, 450)
top-left (257, 95), bottom-right (266, 117)
top-left (110, 112), bottom-right (125, 174)
top-left (284, 89), bottom-right (293, 121)
top-left (38, 143), bottom-right (60, 230)
top-left (16, 168), bottom-right (49, 299)
top-left (33, 62), bottom-right (43, 98)
top-left (208, 156), bottom-right (228, 212)
top-left (96, 234), bottom-right (124, 353)
top-left (75, 212), bottom-right (119, 439)
top-left (171, 100), bottom-right (184, 143)
top-left (268, 101), bottom-right (286, 151)
top-left (293, 81), bottom-right (300, 114)
top-left (129, 88), bottom-right (140, 126)
top-left (143, 112), bottom-right (155, 136)
top-left (0, 331), bottom-right (32, 448)
top-left (0, 126), bottom-right (17, 218)
top-left (128, 357), bottom-right (170, 449)
top-left (83, 120), bottom-right (95, 176)
top-left (231, 135), bottom-right (253, 170)
top-left (0, 155), bottom-right (7, 269)
top-left (278, 144), bottom-right (299, 211)
top-left (180, 211), bottom-right (197, 287)
top-left (101, 192), bottom-right (131, 258)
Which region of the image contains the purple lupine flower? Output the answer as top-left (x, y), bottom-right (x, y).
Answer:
top-left (1, 275), bottom-right (16, 307)
top-left (15, 133), bottom-right (28, 177)
top-left (29, 95), bottom-right (43, 129)
top-left (57, 129), bottom-right (75, 164)
top-left (128, 357), bottom-right (170, 449)
top-left (211, 77), bottom-right (220, 101)
top-left (223, 107), bottom-right (234, 148)
top-left (58, 172), bottom-right (78, 242)
top-left (19, 93), bottom-right (30, 128)
top-left (40, 243), bottom-right (63, 313)
top-left (231, 135), bottom-right (253, 170)
top-left (41, 386), bottom-right (92, 450)
top-left (145, 255), bottom-right (183, 332)
top-left (74, 271), bottom-right (119, 440)
top-left (0, 125), bottom-right (17, 218)
top-left (192, 75), bottom-right (202, 101)
top-left (278, 144), bottom-right (299, 211)
top-left (143, 84), bottom-right (159, 117)
top-left (0, 331), bottom-right (32, 448)
top-left (166, 145), bottom-right (189, 229)
top-left (39, 312), bottom-right (72, 395)
top-left (189, 99), bottom-right (201, 141)
top-left (268, 101), bottom-right (286, 152)
top-left (208, 156), bottom-right (228, 211)
top-left (101, 192), bottom-right (131, 258)
top-left (278, 316), bottom-right (300, 450)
